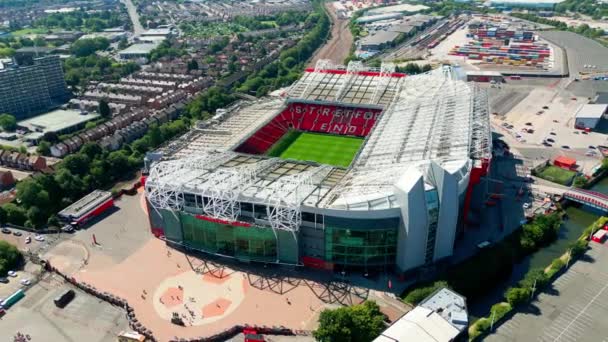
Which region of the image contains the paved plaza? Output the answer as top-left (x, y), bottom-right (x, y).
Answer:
top-left (36, 190), bottom-right (409, 341)
top-left (487, 242), bottom-right (608, 342)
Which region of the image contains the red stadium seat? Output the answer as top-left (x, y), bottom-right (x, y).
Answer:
top-left (235, 103), bottom-right (383, 154)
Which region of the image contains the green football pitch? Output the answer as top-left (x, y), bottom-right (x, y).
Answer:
top-left (274, 132), bottom-right (364, 167)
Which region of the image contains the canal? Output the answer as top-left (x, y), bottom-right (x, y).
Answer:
top-left (470, 177), bottom-right (608, 317)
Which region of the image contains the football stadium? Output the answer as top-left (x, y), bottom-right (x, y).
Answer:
top-left (143, 61), bottom-right (491, 274)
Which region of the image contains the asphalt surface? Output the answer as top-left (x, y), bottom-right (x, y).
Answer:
top-left (486, 243), bottom-right (608, 342)
top-left (539, 31), bottom-right (608, 81)
top-left (1, 275), bottom-right (128, 342)
top-left (120, 0), bottom-right (144, 36)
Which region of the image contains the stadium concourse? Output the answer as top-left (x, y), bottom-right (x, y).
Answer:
top-left (143, 60), bottom-right (492, 276)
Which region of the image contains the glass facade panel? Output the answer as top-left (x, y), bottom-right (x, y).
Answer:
top-left (425, 189), bottom-right (439, 263)
top-left (324, 217), bottom-right (398, 267)
top-left (181, 213), bottom-right (276, 262)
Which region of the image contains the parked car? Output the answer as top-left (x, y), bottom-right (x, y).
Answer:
top-left (589, 145), bottom-right (596, 149)
top-left (61, 225), bottom-right (74, 233)
top-left (7, 271), bottom-right (17, 277)
top-left (543, 106), bottom-right (549, 109)
top-left (20, 279), bottom-right (31, 286)
top-left (25, 236), bottom-right (31, 244)
top-left (34, 235), bottom-right (45, 242)
top-left (562, 145), bottom-right (570, 149)
top-left (546, 138), bottom-right (555, 143)
top-left (12, 231), bottom-right (22, 236)
top-left (523, 203), bottom-right (531, 209)
top-left (1, 228), bottom-right (10, 234)
top-left (525, 122), bottom-right (532, 126)
top-left (549, 132), bottom-right (556, 135)
top-left (0, 277), bottom-right (8, 284)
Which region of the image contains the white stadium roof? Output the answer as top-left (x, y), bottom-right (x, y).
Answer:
top-left (145, 62), bottom-right (491, 230)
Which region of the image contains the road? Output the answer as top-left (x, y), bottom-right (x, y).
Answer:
top-left (120, 0), bottom-right (144, 36)
top-left (308, 2), bottom-right (353, 67)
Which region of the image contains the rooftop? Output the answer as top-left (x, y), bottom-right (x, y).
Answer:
top-left (373, 288), bottom-right (467, 342)
top-left (360, 31), bottom-right (401, 46)
top-left (119, 43), bottom-right (160, 56)
top-left (58, 190), bottom-right (112, 219)
top-left (574, 104), bottom-right (608, 119)
top-left (18, 109), bottom-right (100, 134)
top-left (366, 4), bottom-right (430, 14)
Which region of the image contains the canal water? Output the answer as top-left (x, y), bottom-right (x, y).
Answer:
top-left (470, 177), bottom-right (608, 317)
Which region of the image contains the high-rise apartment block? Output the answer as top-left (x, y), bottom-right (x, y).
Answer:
top-left (0, 55), bottom-right (70, 119)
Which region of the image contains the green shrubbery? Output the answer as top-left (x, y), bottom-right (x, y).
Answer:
top-left (314, 301), bottom-right (385, 342)
top-left (0, 241), bottom-right (22, 276)
top-left (403, 280), bottom-right (448, 305)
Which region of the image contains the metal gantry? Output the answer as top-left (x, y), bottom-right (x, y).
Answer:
top-left (334, 60), bottom-right (363, 103)
top-left (265, 165), bottom-right (332, 232)
top-left (369, 62), bottom-right (396, 105)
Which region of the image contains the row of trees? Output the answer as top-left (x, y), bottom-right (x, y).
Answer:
top-left (511, 13), bottom-right (606, 41)
top-left (32, 9), bottom-right (127, 32)
top-left (402, 213), bottom-right (563, 303)
top-left (554, 0), bottom-right (608, 20)
top-left (2, 117), bottom-right (190, 229)
top-left (184, 87), bottom-right (236, 121)
top-left (236, 3), bottom-right (330, 97)
top-left (63, 54), bottom-right (140, 89)
top-left (70, 37), bottom-right (110, 57)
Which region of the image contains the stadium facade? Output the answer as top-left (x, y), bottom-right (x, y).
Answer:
top-left (143, 61), bottom-right (491, 274)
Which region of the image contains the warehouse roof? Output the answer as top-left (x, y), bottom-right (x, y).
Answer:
top-left (574, 104), bottom-right (608, 119)
top-left (360, 31), bottom-right (401, 46)
top-left (18, 109), bottom-right (100, 134)
top-left (119, 43), bottom-right (159, 55)
top-left (367, 3), bottom-right (429, 14)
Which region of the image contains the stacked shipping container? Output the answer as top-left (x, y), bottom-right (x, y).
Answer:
top-left (451, 23), bottom-right (549, 68)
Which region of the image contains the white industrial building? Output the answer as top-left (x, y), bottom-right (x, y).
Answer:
top-left (574, 104), bottom-right (608, 130)
top-left (374, 288), bottom-right (468, 342)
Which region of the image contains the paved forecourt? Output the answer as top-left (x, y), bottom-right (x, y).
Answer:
top-left (279, 132), bottom-right (363, 167)
top-left (487, 242), bottom-right (608, 342)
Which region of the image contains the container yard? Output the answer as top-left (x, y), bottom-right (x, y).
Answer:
top-left (449, 19), bottom-right (553, 70)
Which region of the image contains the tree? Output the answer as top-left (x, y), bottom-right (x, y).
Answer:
top-left (26, 206), bottom-right (47, 228)
top-left (573, 175), bottom-right (588, 188)
top-left (37, 141), bottom-right (51, 156)
top-left (0, 113), bottom-right (17, 131)
top-left (16, 180), bottom-right (50, 209)
top-left (98, 98), bottom-right (111, 117)
top-left (2, 203), bottom-right (27, 226)
top-left (505, 287), bottom-right (530, 307)
top-left (0, 240), bottom-right (22, 276)
top-left (61, 153), bottom-right (90, 176)
top-left (314, 301), bottom-right (385, 342)
top-left (70, 37), bottom-right (110, 57)
top-left (187, 59), bottom-right (199, 71)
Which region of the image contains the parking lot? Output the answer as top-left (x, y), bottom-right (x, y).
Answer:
top-left (487, 242), bottom-right (608, 342)
top-left (1, 274), bottom-right (128, 342)
top-left (489, 82), bottom-right (605, 175)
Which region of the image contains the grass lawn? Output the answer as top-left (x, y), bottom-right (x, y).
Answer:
top-left (273, 132), bottom-right (363, 168)
top-left (536, 165), bottom-right (576, 185)
top-left (10, 28), bottom-right (49, 36)
top-left (260, 20), bottom-right (279, 28)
